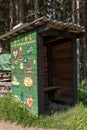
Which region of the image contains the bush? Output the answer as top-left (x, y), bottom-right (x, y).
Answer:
top-left (78, 81), bottom-right (87, 105)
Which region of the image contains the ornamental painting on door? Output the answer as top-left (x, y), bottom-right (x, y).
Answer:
top-left (10, 31), bottom-right (38, 116)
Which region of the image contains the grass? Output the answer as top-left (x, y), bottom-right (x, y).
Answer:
top-left (0, 83), bottom-right (87, 129)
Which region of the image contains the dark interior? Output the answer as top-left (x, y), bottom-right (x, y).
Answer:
top-left (43, 38), bottom-right (74, 108)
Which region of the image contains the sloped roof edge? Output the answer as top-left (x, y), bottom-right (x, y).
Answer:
top-left (0, 16), bottom-right (85, 41)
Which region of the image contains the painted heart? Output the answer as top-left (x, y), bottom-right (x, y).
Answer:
top-left (12, 49), bottom-right (18, 58)
top-left (27, 98), bottom-right (33, 108)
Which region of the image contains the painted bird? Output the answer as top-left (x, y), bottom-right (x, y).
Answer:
top-left (27, 47), bottom-right (33, 55)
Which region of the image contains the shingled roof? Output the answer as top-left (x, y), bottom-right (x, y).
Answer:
top-left (0, 16), bottom-right (85, 41)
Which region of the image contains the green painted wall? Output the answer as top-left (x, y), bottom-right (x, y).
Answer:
top-left (10, 31), bottom-right (38, 116)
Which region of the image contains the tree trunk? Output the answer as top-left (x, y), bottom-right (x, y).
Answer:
top-left (19, 0), bottom-right (24, 23)
top-left (72, 0), bottom-right (75, 23)
top-left (15, 0), bottom-right (19, 24)
top-left (9, 0), bottom-right (13, 30)
top-left (34, 0), bottom-right (38, 20)
top-left (80, 0), bottom-right (87, 82)
top-left (76, 0), bottom-right (80, 85)
top-left (15, 0), bottom-right (24, 24)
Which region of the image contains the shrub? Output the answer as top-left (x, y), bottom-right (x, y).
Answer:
top-left (78, 81), bottom-right (87, 105)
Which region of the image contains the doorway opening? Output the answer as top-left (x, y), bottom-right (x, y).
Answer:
top-left (43, 39), bottom-right (74, 111)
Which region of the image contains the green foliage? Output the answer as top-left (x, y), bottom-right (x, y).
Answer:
top-left (0, 94), bottom-right (32, 123)
top-left (78, 82), bottom-right (87, 105)
top-left (1, 94), bottom-right (87, 129)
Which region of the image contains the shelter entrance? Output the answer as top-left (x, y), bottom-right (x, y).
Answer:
top-left (43, 39), bottom-right (74, 109)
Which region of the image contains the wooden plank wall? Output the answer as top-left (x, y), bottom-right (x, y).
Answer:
top-left (43, 46), bottom-right (48, 87)
top-left (10, 32), bottom-right (39, 116)
top-left (52, 41), bottom-right (73, 102)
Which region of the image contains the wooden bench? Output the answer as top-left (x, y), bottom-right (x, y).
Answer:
top-left (44, 86), bottom-right (60, 92)
top-left (44, 86), bottom-right (60, 102)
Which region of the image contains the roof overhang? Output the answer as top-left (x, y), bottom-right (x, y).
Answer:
top-left (0, 16), bottom-right (85, 41)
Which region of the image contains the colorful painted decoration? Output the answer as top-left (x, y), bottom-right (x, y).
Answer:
top-left (11, 65), bottom-right (15, 69)
top-left (24, 58), bottom-right (28, 64)
top-left (11, 32), bottom-right (38, 116)
top-left (26, 66), bottom-right (32, 73)
top-left (12, 49), bottom-right (19, 59)
top-left (27, 47), bottom-right (33, 55)
top-left (15, 60), bottom-right (18, 65)
top-left (18, 47), bottom-right (22, 59)
top-left (33, 60), bottom-right (36, 65)
top-left (20, 59), bottom-right (24, 69)
top-left (12, 76), bottom-right (20, 88)
top-left (20, 91), bottom-right (24, 101)
top-left (24, 77), bottom-right (33, 87)
top-left (27, 98), bottom-right (33, 108)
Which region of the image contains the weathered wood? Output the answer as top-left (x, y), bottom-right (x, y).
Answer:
top-left (44, 86), bottom-right (60, 92)
top-left (43, 46), bottom-right (48, 87)
top-left (72, 39), bottom-right (77, 104)
top-left (0, 81), bottom-right (11, 95)
top-left (52, 41), bottom-right (73, 102)
top-left (0, 82), bottom-right (11, 87)
top-left (0, 78), bottom-right (11, 82)
top-left (0, 17), bottom-right (85, 41)
top-left (37, 34), bottom-right (44, 114)
top-left (47, 44), bottom-right (53, 86)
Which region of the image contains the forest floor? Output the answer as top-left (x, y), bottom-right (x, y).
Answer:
top-left (0, 120), bottom-right (56, 130)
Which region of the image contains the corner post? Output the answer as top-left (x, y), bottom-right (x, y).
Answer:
top-left (37, 34), bottom-right (44, 114)
top-left (72, 38), bottom-right (78, 104)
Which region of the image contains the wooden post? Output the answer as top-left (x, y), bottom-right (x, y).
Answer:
top-left (37, 34), bottom-right (44, 114)
top-left (72, 39), bottom-right (77, 104)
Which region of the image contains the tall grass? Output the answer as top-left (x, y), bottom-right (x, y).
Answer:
top-left (0, 83), bottom-right (87, 129)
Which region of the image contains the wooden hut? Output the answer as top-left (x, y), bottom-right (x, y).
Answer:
top-left (0, 17), bottom-right (85, 116)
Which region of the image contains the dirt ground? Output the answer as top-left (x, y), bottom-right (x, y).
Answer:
top-left (0, 120), bottom-right (56, 130)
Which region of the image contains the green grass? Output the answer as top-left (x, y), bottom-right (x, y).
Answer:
top-left (0, 83), bottom-right (87, 130)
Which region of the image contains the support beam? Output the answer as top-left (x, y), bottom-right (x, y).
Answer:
top-left (37, 33), bottom-right (44, 114)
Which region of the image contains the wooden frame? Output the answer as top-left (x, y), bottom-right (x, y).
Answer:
top-left (72, 39), bottom-right (77, 104)
top-left (37, 33), bottom-right (44, 114)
